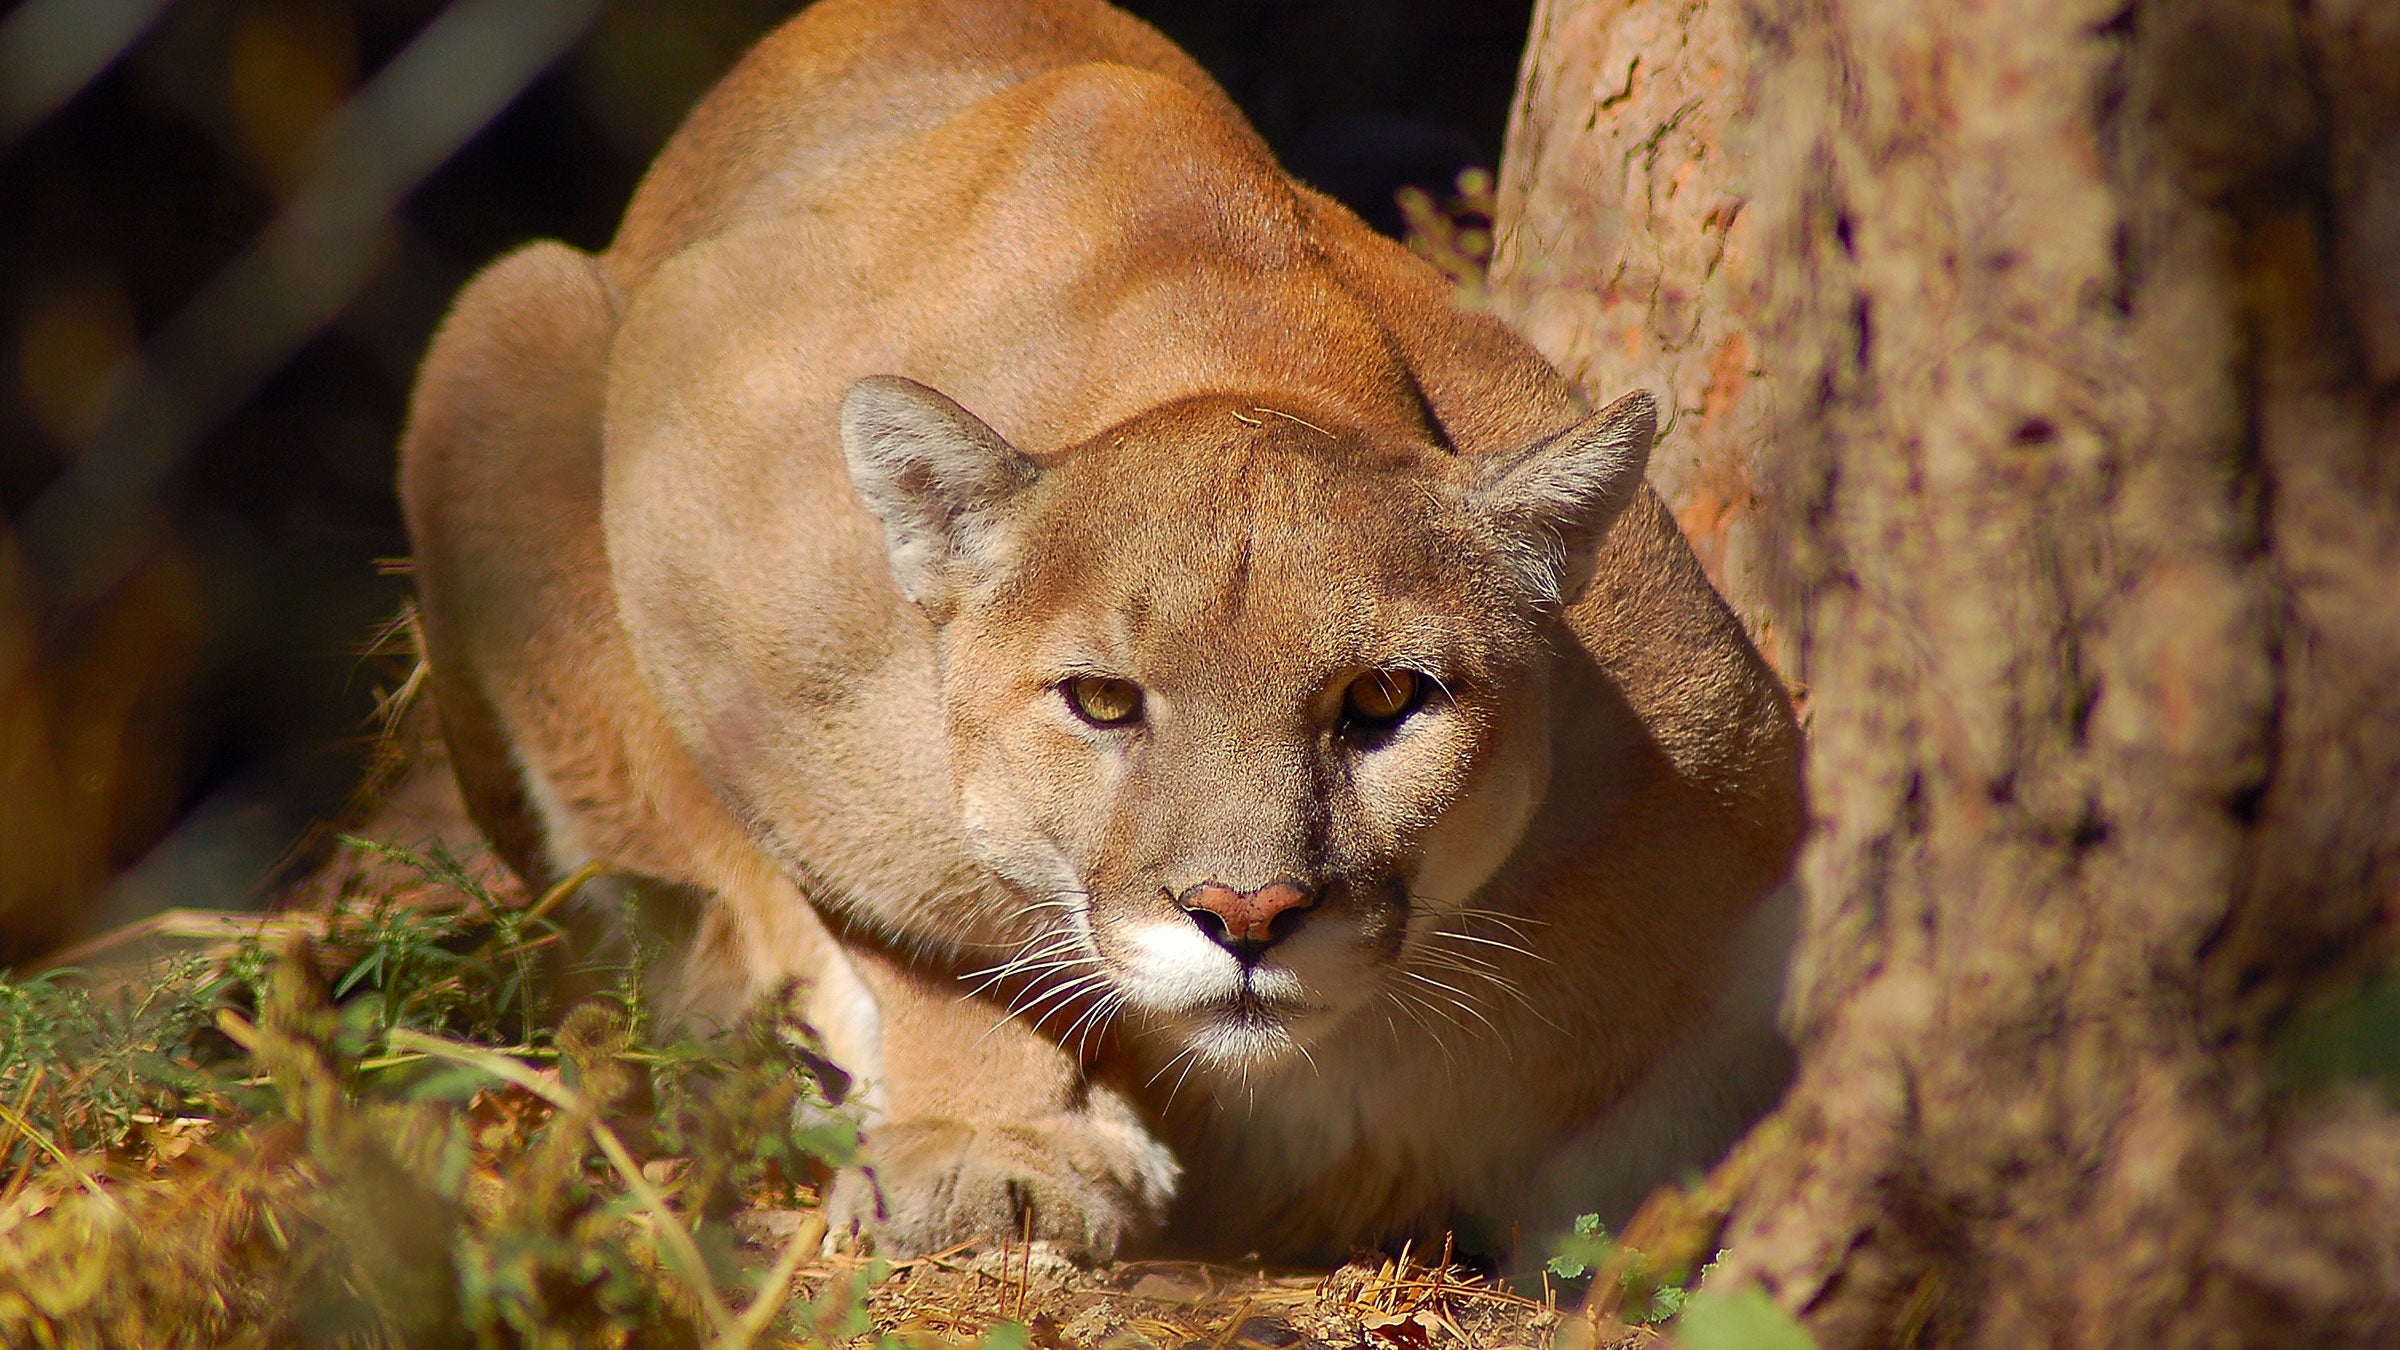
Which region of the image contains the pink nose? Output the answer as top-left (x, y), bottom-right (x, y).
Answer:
top-left (1178, 880), bottom-right (1317, 951)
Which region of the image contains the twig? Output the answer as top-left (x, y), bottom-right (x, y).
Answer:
top-left (1254, 406), bottom-right (1332, 438)
top-left (885, 1237), bottom-right (983, 1273)
top-left (1208, 1296), bottom-right (1254, 1350)
top-left (712, 1211), bottom-right (828, 1350)
top-left (1016, 1205), bottom-right (1034, 1320)
top-left (29, 909), bottom-right (331, 975)
top-left (520, 858), bottom-right (608, 928)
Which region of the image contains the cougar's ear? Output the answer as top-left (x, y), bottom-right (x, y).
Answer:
top-left (1468, 389), bottom-right (1656, 606)
top-left (841, 375), bottom-right (1040, 615)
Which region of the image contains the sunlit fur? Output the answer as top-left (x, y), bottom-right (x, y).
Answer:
top-left (398, 0), bottom-right (1804, 1267)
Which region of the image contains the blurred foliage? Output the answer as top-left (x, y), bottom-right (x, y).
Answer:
top-left (1398, 165), bottom-right (1496, 302)
top-left (1543, 1213), bottom-right (1703, 1328)
top-left (1673, 1288), bottom-right (1817, 1350)
top-left (2275, 969), bottom-right (2400, 1104)
top-left (1, 538), bottom-right (209, 962)
top-left (0, 840), bottom-right (863, 1346)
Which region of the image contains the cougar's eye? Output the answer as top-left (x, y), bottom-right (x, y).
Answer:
top-left (1064, 675), bottom-right (1144, 727)
top-left (1343, 669), bottom-right (1423, 731)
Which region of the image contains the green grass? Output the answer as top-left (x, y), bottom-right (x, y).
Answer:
top-left (0, 840), bottom-right (865, 1348)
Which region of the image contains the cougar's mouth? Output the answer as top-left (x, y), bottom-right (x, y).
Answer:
top-left (1176, 988), bottom-right (1318, 1067)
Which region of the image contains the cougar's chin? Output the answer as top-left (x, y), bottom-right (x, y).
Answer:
top-left (1180, 999), bottom-right (1310, 1068)
top-left (1162, 969), bottom-right (1366, 1071)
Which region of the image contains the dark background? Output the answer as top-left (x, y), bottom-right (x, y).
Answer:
top-left (0, 0), bottom-right (1531, 955)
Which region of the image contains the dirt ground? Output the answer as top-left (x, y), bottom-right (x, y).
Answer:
top-left (753, 1230), bottom-right (1637, 1350)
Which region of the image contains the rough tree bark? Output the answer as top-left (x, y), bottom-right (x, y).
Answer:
top-left (1495, 0), bottom-right (2400, 1345)
top-left (1489, 0), bottom-right (1784, 671)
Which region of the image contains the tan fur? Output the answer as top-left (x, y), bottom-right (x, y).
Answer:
top-left (398, 0), bottom-right (1802, 1265)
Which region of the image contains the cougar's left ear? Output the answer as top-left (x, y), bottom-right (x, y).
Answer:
top-left (841, 375), bottom-right (1041, 617)
top-left (1467, 389), bottom-right (1656, 606)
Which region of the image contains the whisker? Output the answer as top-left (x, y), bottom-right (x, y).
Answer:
top-left (1412, 958), bottom-right (1512, 996)
top-left (1003, 970), bottom-right (1113, 1030)
top-left (965, 961), bottom-right (1066, 1000)
top-left (1001, 964), bottom-right (1108, 1014)
top-left (1062, 990), bottom-right (1123, 1060)
top-left (1026, 977), bottom-right (1116, 1034)
top-left (1411, 941), bottom-right (1526, 994)
top-left (1413, 952), bottom-right (1554, 1031)
top-left (961, 935), bottom-right (1090, 988)
top-left (1400, 969), bottom-right (1506, 1042)
top-left (1166, 1043), bottom-right (1206, 1108)
top-left (1148, 1043), bottom-right (1205, 1111)
top-left (960, 931), bottom-right (1068, 978)
top-left (998, 955), bottom-right (1103, 985)
top-left (981, 970), bottom-right (1112, 1041)
top-left (1388, 985), bottom-right (1469, 1063)
top-left (979, 927), bottom-right (1085, 961)
top-left (1411, 945), bottom-right (1502, 977)
top-left (964, 954), bottom-right (1099, 1005)
top-left (1292, 1037), bottom-right (1322, 1081)
top-left (1007, 893), bottom-right (1085, 910)
top-left (1403, 910), bottom-right (1571, 1037)
top-left (1403, 898), bottom-right (1547, 948)
top-left (1446, 905), bottom-right (1550, 933)
top-left (1423, 928), bottom-right (1550, 963)
top-left (1003, 897), bottom-right (1087, 924)
top-left (1411, 989), bottom-right (1477, 1039)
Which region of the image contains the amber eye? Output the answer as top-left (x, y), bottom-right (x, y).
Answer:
top-left (1065, 675), bottom-right (1144, 726)
top-left (1343, 669), bottom-right (1422, 728)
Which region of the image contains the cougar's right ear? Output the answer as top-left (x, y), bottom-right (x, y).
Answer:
top-left (840, 375), bottom-right (1040, 616)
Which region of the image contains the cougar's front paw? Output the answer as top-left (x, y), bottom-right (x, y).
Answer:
top-left (827, 1105), bottom-right (1177, 1260)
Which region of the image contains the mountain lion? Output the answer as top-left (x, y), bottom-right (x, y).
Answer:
top-left (398, 0), bottom-right (1803, 1263)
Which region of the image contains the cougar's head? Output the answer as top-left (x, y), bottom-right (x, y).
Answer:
top-left (842, 378), bottom-right (1654, 1067)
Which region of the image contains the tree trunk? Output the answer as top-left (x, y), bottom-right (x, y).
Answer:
top-left (1495, 0), bottom-right (2400, 1344)
top-left (1489, 0), bottom-right (1785, 671)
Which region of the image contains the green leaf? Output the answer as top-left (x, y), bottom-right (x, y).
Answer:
top-left (980, 1321), bottom-right (1032, 1350)
top-left (1676, 1288), bottom-right (1816, 1350)
top-left (1545, 1214), bottom-right (1613, 1280)
top-left (1639, 1283), bottom-right (1687, 1324)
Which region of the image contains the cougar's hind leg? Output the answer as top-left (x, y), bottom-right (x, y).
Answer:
top-left (393, 242), bottom-right (882, 1067)
top-left (398, 242), bottom-right (729, 1013)
top-left (397, 241), bottom-right (630, 891)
